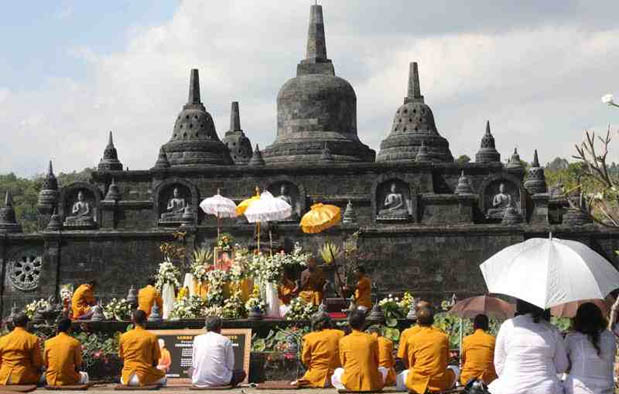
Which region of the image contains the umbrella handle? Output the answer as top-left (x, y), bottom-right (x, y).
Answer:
top-left (257, 222), bottom-right (261, 251)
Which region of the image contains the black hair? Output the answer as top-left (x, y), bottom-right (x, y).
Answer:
top-left (311, 313), bottom-right (331, 331)
top-left (473, 314), bottom-right (489, 331)
top-left (133, 309), bottom-right (147, 326)
top-left (516, 299), bottom-right (545, 323)
top-left (573, 302), bottom-right (607, 356)
top-left (87, 280), bottom-right (97, 287)
top-left (57, 318), bottom-right (72, 333)
top-left (348, 309), bottom-right (366, 330)
top-left (13, 312), bottom-right (29, 328)
top-left (206, 316), bottom-right (222, 332)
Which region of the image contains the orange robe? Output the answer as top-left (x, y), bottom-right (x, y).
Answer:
top-left (138, 285), bottom-right (163, 318)
top-left (299, 329), bottom-right (344, 387)
top-left (397, 325), bottom-right (421, 364)
top-left (71, 284), bottom-right (95, 319)
top-left (158, 348), bottom-right (171, 373)
top-left (119, 326), bottom-right (165, 386)
top-left (44, 332), bottom-right (82, 386)
top-left (354, 276), bottom-right (372, 309)
top-left (460, 329), bottom-right (497, 385)
top-left (405, 326), bottom-right (455, 394)
top-left (0, 327), bottom-right (42, 385)
top-left (339, 330), bottom-right (384, 392)
top-left (298, 268), bottom-right (326, 306)
top-left (278, 278), bottom-right (296, 305)
top-left (372, 333), bottom-right (396, 386)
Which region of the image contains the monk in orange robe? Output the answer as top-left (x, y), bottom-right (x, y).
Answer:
top-left (397, 299), bottom-right (432, 367)
top-left (367, 326), bottom-right (396, 386)
top-left (294, 312), bottom-right (344, 387)
top-left (119, 310), bottom-right (167, 387)
top-left (397, 307), bottom-right (456, 394)
top-left (138, 279), bottom-right (163, 318)
top-left (353, 266), bottom-right (372, 310)
top-left (44, 318), bottom-right (89, 386)
top-left (0, 312), bottom-right (42, 385)
top-left (156, 339), bottom-right (171, 373)
top-left (331, 310), bottom-right (386, 391)
top-left (71, 281), bottom-right (96, 320)
top-left (298, 259), bottom-right (326, 306)
top-left (278, 269), bottom-right (297, 306)
top-left (460, 314), bottom-right (497, 385)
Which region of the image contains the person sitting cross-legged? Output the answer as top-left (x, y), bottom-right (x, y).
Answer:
top-left (294, 311), bottom-right (344, 387)
top-left (44, 318), bottom-right (89, 386)
top-left (192, 316), bottom-right (246, 387)
top-left (459, 314), bottom-right (497, 386)
top-left (119, 310), bottom-right (167, 387)
top-left (367, 325), bottom-right (396, 386)
top-left (397, 306), bottom-right (458, 394)
top-left (331, 309), bottom-right (387, 391)
top-left (0, 312), bottom-right (43, 385)
top-left (397, 299), bottom-right (432, 368)
top-left (138, 278), bottom-right (163, 319)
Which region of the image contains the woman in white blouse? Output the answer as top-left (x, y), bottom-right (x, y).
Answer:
top-left (489, 300), bottom-right (568, 394)
top-left (564, 302), bottom-right (615, 394)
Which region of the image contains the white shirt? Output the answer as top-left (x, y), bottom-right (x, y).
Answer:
top-left (564, 330), bottom-right (615, 394)
top-left (192, 331), bottom-right (234, 387)
top-left (489, 314), bottom-right (569, 394)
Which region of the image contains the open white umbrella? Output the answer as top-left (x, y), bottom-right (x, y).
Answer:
top-left (244, 191), bottom-right (292, 250)
top-left (480, 236), bottom-right (619, 309)
top-left (199, 190), bottom-right (237, 237)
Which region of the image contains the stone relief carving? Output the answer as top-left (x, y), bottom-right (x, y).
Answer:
top-left (8, 254), bottom-right (43, 291)
top-left (161, 187), bottom-right (187, 221)
top-left (64, 190), bottom-right (96, 227)
top-left (484, 181), bottom-right (520, 220)
top-left (376, 180), bottom-right (412, 221)
top-left (268, 182), bottom-right (301, 221)
top-left (158, 185), bottom-right (192, 224)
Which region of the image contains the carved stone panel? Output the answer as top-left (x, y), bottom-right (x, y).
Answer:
top-left (158, 184), bottom-right (192, 225)
top-left (483, 180), bottom-right (521, 221)
top-left (63, 188), bottom-right (97, 229)
top-left (267, 181), bottom-right (301, 221)
top-left (375, 179), bottom-right (413, 222)
top-left (8, 253), bottom-right (43, 291)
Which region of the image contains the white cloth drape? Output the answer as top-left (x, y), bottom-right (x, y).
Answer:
top-left (265, 282), bottom-right (281, 318)
top-left (563, 330), bottom-right (615, 394)
top-left (161, 283), bottom-right (175, 320)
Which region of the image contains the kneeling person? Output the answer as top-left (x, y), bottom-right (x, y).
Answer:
top-left (192, 317), bottom-right (246, 387)
top-left (44, 318), bottom-right (89, 386)
top-left (331, 310), bottom-right (387, 391)
top-left (119, 310), bottom-right (166, 387)
top-left (0, 312), bottom-right (42, 385)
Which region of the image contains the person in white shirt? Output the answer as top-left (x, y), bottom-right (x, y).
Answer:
top-left (191, 316), bottom-right (246, 387)
top-left (489, 299), bottom-right (568, 394)
top-left (564, 302), bottom-right (615, 394)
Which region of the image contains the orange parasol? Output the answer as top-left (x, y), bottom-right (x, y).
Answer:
top-left (300, 203), bottom-right (341, 234)
top-left (449, 295), bottom-right (515, 320)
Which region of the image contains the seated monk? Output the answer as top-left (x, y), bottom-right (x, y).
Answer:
top-left (367, 326), bottom-right (396, 386)
top-left (44, 318), bottom-right (89, 386)
top-left (352, 266), bottom-right (372, 311)
top-left (397, 299), bottom-right (431, 368)
top-left (119, 310), bottom-right (167, 387)
top-left (294, 312), bottom-right (344, 387)
top-left (192, 316), bottom-right (246, 387)
top-left (138, 278), bottom-right (163, 318)
top-left (460, 314), bottom-right (497, 385)
top-left (278, 269), bottom-right (297, 317)
top-left (71, 281), bottom-right (96, 320)
top-left (0, 312), bottom-right (42, 385)
top-left (397, 306), bottom-right (457, 394)
top-left (331, 310), bottom-right (387, 391)
top-left (156, 339), bottom-right (171, 373)
top-left (298, 258), bottom-right (326, 306)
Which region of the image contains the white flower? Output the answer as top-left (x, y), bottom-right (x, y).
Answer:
top-left (602, 94), bottom-right (615, 105)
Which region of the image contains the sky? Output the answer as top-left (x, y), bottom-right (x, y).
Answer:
top-left (1, 0), bottom-right (619, 177)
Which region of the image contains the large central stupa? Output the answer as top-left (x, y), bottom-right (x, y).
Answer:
top-left (262, 5), bottom-right (375, 164)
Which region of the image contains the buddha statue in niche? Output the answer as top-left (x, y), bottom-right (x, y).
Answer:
top-left (161, 187), bottom-right (187, 220)
top-left (377, 183), bottom-right (410, 219)
top-left (64, 191), bottom-right (95, 226)
top-left (486, 183), bottom-right (514, 219)
top-left (277, 184), bottom-right (299, 221)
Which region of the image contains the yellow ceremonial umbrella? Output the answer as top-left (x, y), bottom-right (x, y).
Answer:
top-left (236, 187), bottom-right (260, 216)
top-left (300, 203), bottom-right (341, 234)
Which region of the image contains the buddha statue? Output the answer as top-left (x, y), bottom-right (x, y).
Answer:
top-left (64, 191), bottom-right (95, 226)
top-left (377, 183), bottom-right (410, 219)
top-left (486, 183), bottom-right (513, 219)
top-left (277, 184), bottom-right (299, 220)
top-left (161, 187), bottom-right (187, 221)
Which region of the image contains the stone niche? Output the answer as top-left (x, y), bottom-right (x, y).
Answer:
top-left (373, 178), bottom-right (414, 222)
top-left (155, 180), bottom-right (198, 227)
top-left (59, 183), bottom-right (101, 229)
top-left (267, 180), bottom-right (304, 221)
top-left (480, 176), bottom-right (524, 223)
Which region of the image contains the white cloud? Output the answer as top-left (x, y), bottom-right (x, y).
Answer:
top-left (2, 1), bottom-right (619, 176)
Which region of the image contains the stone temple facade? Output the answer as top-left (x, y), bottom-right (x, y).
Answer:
top-left (0, 4), bottom-right (617, 312)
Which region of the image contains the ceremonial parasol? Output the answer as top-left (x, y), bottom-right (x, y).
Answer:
top-left (199, 189), bottom-right (237, 237)
top-left (244, 191), bottom-right (292, 250)
top-left (236, 188), bottom-right (260, 216)
top-left (300, 203), bottom-right (341, 234)
top-left (550, 296), bottom-right (615, 318)
top-left (448, 295), bottom-right (515, 320)
top-left (480, 236), bottom-right (619, 309)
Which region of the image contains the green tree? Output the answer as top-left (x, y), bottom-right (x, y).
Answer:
top-left (455, 155), bottom-right (471, 165)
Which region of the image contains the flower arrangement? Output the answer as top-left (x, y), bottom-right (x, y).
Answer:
top-left (397, 291), bottom-right (415, 313)
top-left (222, 290), bottom-right (246, 319)
top-left (155, 259), bottom-right (181, 291)
top-left (205, 269), bottom-right (228, 307)
top-left (378, 294), bottom-right (406, 327)
top-left (216, 233), bottom-right (234, 252)
top-left (245, 286), bottom-right (267, 314)
top-left (24, 299), bottom-right (50, 319)
top-left (247, 245), bottom-right (311, 284)
top-left (176, 287), bottom-right (188, 302)
top-left (170, 295), bottom-right (206, 319)
top-left (203, 305), bottom-right (224, 317)
top-left (190, 248), bottom-right (213, 282)
top-left (285, 297), bottom-right (317, 321)
top-left (103, 298), bottom-right (132, 321)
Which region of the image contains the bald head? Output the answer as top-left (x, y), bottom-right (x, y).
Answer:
top-left (417, 306), bottom-right (434, 326)
top-left (416, 300), bottom-right (431, 310)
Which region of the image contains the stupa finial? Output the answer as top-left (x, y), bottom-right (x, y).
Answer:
top-left (47, 160), bottom-right (54, 176)
top-left (485, 120), bottom-right (491, 135)
top-left (107, 131), bottom-right (114, 147)
top-left (230, 101), bottom-right (241, 132)
top-left (188, 69), bottom-right (201, 105)
top-left (305, 4), bottom-right (328, 63)
top-left (407, 62), bottom-right (423, 102)
top-left (532, 149), bottom-right (540, 167)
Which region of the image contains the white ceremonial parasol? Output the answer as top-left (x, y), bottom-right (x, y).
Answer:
top-left (244, 191), bottom-right (292, 250)
top-left (480, 235), bottom-right (619, 309)
top-left (199, 189), bottom-right (237, 237)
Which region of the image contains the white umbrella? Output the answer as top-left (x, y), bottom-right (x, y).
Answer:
top-left (480, 236), bottom-right (619, 309)
top-left (199, 190), bottom-right (237, 237)
top-left (244, 191), bottom-right (291, 250)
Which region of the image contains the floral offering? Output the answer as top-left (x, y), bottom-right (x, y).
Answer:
top-left (154, 259), bottom-right (181, 291)
top-left (103, 298), bottom-right (132, 321)
top-left (285, 297), bottom-right (318, 321)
